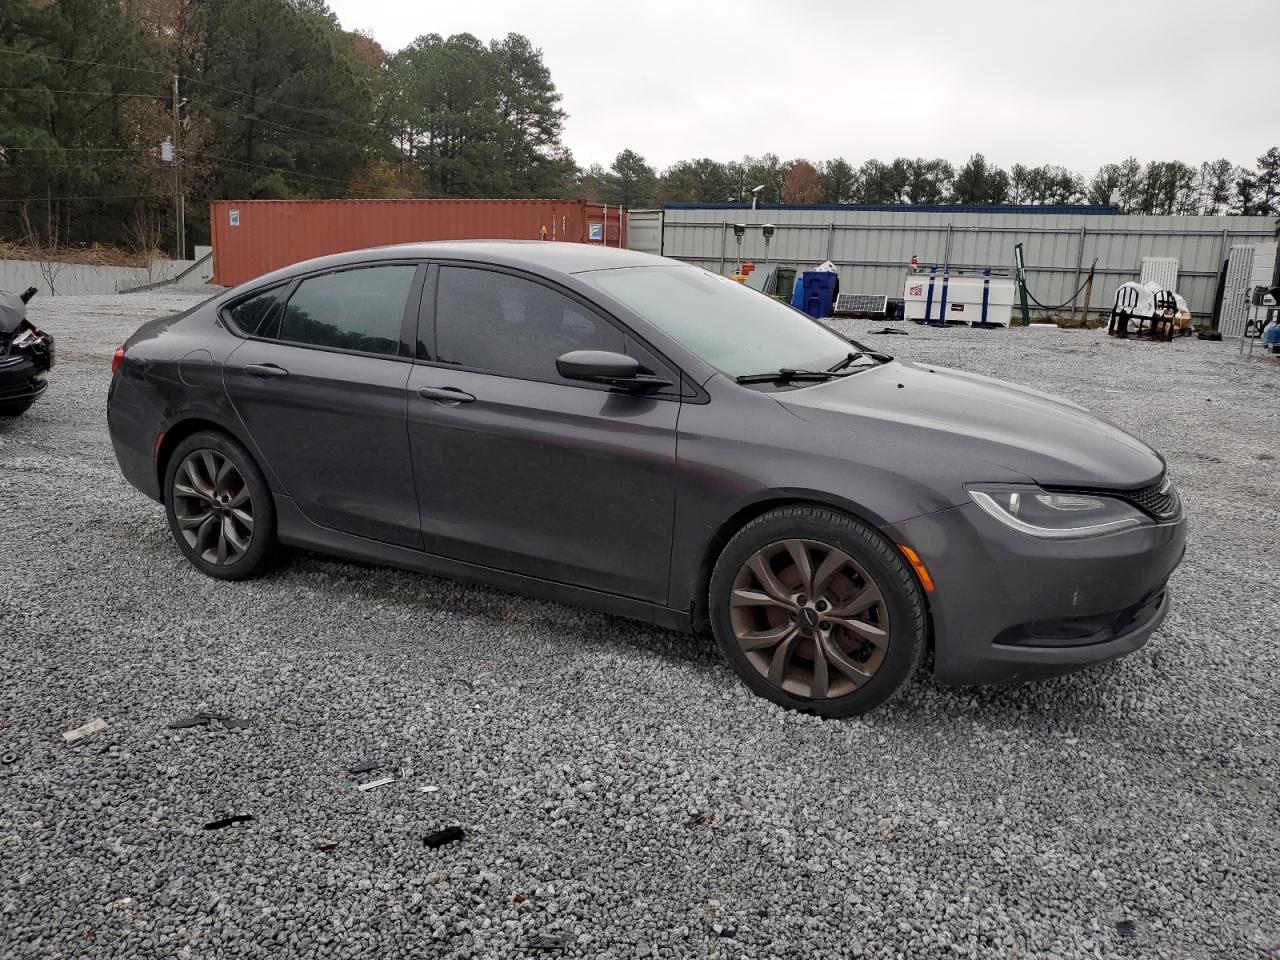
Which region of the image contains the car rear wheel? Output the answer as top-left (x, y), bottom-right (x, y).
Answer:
top-left (709, 506), bottom-right (926, 717)
top-left (164, 431), bottom-right (275, 580)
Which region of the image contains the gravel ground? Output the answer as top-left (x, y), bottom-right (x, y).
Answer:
top-left (2, 293), bottom-right (1278, 960)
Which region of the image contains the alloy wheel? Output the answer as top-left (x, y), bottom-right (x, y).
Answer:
top-left (172, 449), bottom-right (254, 566)
top-left (729, 539), bottom-right (890, 699)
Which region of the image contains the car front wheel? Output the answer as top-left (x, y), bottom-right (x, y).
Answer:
top-left (163, 430), bottom-right (275, 580)
top-left (709, 506), bottom-right (927, 716)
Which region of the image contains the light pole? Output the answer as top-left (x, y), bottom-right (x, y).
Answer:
top-left (750, 184), bottom-right (765, 211)
top-left (170, 75), bottom-right (186, 260)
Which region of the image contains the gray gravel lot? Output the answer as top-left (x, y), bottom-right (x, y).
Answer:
top-left (2, 293), bottom-right (1278, 960)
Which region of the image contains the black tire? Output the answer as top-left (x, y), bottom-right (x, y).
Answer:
top-left (709, 506), bottom-right (926, 717)
top-left (163, 430), bottom-right (276, 580)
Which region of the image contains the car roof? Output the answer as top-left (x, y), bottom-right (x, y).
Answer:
top-left (236, 241), bottom-right (675, 293)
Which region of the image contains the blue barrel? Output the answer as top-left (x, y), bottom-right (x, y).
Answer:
top-left (800, 271), bottom-right (838, 318)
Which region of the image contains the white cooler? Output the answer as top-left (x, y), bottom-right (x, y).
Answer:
top-left (903, 268), bottom-right (1015, 325)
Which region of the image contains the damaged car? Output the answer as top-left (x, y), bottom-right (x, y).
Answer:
top-left (0, 286), bottom-right (55, 417)
top-left (107, 243), bottom-right (1187, 717)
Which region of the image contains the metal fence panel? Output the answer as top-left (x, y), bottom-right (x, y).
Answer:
top-left (635, 206), bottom-right (1277, 319)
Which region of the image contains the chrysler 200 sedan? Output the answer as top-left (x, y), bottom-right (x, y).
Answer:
top-left (107, 242), bottom-right (1186, 716)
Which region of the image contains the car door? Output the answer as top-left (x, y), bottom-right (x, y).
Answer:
top-left (406, 263), bottom-right (680, 603)
top-left (222, 262), bottom-right (425, 549)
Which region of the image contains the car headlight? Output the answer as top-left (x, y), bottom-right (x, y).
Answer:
top-left (966, 484), bottom-right (1149, 539)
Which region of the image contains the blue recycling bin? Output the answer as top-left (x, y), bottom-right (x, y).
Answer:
top-left (799, 270), bottom-right (837, 318)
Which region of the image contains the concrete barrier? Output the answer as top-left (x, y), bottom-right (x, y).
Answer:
top-left (0, 246), bottom-right (215, 296)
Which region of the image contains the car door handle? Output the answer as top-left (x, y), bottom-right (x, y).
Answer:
top-left (244, 363), bottom-right (288, 379)
top-left (417, 385), bottom-right (476, 405)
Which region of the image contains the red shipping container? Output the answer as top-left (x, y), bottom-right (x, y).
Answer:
top-left (210, 198), bottom-right (627, 287)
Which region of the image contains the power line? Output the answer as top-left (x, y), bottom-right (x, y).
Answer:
top-left (0, 193), bottom-right (172, 203)
top-left (181, 76), bottom-right (348, 123)
top-left (6, 49), bottom-right (171, 78)
top-left (197, 153), bottom-right (353, 186)
top-left (216, 107), bottom-right (363, 150)
top-left (0, 87), bottom-right (169, 99)
top-left (1, 146), bottom-right (153, 153)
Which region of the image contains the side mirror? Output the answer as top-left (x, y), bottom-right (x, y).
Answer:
top-left (556, 350), bottom-right (672, 391)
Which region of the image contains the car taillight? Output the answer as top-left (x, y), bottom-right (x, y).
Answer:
top-left (112, 346), bottom-right (125, 374)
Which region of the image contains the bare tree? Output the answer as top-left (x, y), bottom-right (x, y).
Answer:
top-left (128, 205), bottom-right (167, 286)
top-left (18, 203), bottom-right (67, 296)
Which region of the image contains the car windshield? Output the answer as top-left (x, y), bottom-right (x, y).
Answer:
top-left (581, 265), bottom-right (857, 377)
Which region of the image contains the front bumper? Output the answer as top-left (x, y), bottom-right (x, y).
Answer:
top-left (0, 364), bottom-right (47, 416)
top-left (890, 501), bottom-right (1187, 686)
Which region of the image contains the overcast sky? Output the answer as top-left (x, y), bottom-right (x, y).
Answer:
top-left (326, 0), bottom-right (1277, 175)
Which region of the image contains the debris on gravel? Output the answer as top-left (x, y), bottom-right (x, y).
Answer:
top-left (1, 294), bottom-right (1277, 959)
top-left (423, 825), bottom-right (467, 849)
top-left (60, 718), bottom-right (108, 742)
top-left (203, 814), bottom-right (255, 831)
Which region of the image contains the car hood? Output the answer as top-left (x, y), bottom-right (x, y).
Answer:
top-left (777, 359), bottom-right (1164, 489)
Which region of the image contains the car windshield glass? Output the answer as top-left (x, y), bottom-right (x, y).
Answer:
top-left (581, 265), bottom-right (855, 377)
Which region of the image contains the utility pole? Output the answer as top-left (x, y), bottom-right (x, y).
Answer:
top-left (171, 74), bottom-right (186, 261)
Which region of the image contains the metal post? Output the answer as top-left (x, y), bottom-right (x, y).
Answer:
top-left (719, 222), bottom-right (728, 274)
top-left (171, 74), bottom-right (185, 261)
top-left (924, 264), bottom-right (937, 322)
top-left (1070, 225), bottom-right (1086, 314)
top-left (1014, 242), bottom-right (1030, 326)
top-left (826, 222), bottom-right (835, 261)
top-left (980, 268), bottom-right (991, 327)
top-left (943, 223), bottom-right (953, 268)
top-left (1077, 270), bottom-right (1094, 328)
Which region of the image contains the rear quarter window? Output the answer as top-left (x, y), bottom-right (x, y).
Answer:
top-left (227, 286), bottom-right (287, 338)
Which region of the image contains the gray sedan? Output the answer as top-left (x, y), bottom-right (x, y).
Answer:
top-left (107, 242), bottom-right (1186, 715)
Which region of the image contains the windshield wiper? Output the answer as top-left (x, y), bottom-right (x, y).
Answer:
top-left (827, 351), bottom-right (891, 372)
top-left (734, 368), bottom-right (852, 385)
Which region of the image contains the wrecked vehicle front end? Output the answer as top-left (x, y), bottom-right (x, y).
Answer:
top-left (0, 287), bottom-right (55, 417)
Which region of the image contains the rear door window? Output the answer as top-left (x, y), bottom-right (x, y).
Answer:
top-left (278, 265), bottom-right (416, 357)
top-left (432, 266), bottom-right (625, 382)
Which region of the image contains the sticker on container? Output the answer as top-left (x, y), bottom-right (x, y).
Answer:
top-left (951, 303), bottom-right (965, 311)
top-left (588, 222), bottom-right (603, 241)
top-left (908, 284), bottom-right (923, 297)
top-left (229, 209), bottom-right (240, 227)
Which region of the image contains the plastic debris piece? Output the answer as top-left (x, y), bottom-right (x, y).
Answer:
top-left (63, 719), bottom-right (107, 742)
top-left (869, 327), bottom-right (908, 335)
top-left (527, 932), bottom-right (574, 950)
top-left (316, 842), bottom-right (337, 852)
top-left (420, 785), bottom-right (440, 793)
top-left (348, 760), bottom-right (380, 775)
top-left (169, 713), bottom-right (251, 730)
top-left (1116, 920), bottom-right (1136, 938)
top-left (423, 826), bottom-right (465, 849)
top-left (203, 814), bottom-right (253, 830)
top-left (357, 775), bottom-right (395, 791)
